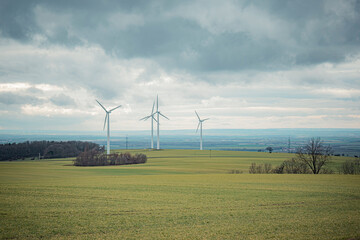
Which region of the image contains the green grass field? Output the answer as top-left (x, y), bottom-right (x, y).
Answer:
top-left (0, 149), bottom-right (359, 239)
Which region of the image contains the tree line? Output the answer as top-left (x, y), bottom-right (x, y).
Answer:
top-left (73, 150), bottom-right (147, 166)
top-left (249, 137), bottom-right (359, 174)
top-left (0, 141), bottom-right (102, 161)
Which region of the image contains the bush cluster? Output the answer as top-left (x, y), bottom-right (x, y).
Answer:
top-left (249, 163), bottom-right (273, 174)
top-left (249, 158), bottom-right (333, 174)
top-left (273, 158), bottom-right (311, 174)
top-left (74, 150), bottom-right (147, 166)
top-left (229, 169), bottom-right (243, 174)
top-left (341, 159), bottom-right (360, 174)
top-left (108, 152), bottom-right (147, 165)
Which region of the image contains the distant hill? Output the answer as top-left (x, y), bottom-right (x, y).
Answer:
top-left (1, 129), bottom-right (359, 157)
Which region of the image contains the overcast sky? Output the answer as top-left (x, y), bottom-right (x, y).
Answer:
top-left (0, 0), bottom-right (360, 131)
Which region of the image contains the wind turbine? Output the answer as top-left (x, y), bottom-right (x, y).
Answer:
top-left (155, 95), bottom-right (169, 150)
top-left (195, 111), bottom-right (209, 150)
top-left (96, 100), bottom-right (122, 155)
top-left (139, 100), bottom-right (157, 149)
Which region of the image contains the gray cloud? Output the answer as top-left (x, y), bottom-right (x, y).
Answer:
top-left (0, 0), bottom-right (39, 41)
top-left (0, 92), bottom-right (42, 105)
top-left (0, 0), bottom-right (360, 130)
top-left (2, 0), bottom-right (359, 73)
top-left (50, 94), bottom-right (76, 106)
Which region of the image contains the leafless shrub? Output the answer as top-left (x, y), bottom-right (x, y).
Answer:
top-left (282, 158), bottom-right (310, 174)
top-left (264, 163), bottom-right (272, 173)
top-left (249, 163), bottom-right (257, 173)
top-left (249, 163), bottom-right (267, 174)
top-left (341, 159), bottom-right (360, 174)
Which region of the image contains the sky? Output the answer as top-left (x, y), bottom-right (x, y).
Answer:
top-left (0, 0), bottom-right (360, 131)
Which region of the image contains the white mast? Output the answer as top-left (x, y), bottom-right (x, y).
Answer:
top-left (107, 111), bottom-right (110, 154)
top-left (151, 107), bottom-right (154, 149)
top-left (139, 100), bottom-right (157, 149)
top-left (157, 95), bottom-right (159, 149)
top-left (155, 95), bottom-right (169, 150)
top-left (200, 121), bottom-right (203, 150)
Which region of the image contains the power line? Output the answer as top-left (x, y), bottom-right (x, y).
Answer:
top-left (126, 135), bottom-right (128, 150)
top-left (288, 136), bottom-right (291, 153)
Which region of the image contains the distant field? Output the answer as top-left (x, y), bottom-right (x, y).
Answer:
top-left (0, 150), bottom-right (359, 239)
top-left (2, 128), bottom-right (360, 156)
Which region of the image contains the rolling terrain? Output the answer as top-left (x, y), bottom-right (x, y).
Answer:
top-left (0, 150), bottom-right (359, 239)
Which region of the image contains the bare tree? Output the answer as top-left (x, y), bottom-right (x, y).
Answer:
top-left (296, 138), bottom-right (333, 174)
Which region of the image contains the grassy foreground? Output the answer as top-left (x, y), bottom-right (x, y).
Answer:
top-left (0, 149), bottom-right (359, 239)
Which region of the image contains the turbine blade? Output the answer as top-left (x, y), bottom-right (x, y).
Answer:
top-left (156, 95), bottom-right (159, 111)
top-left (109, 104), bottom-right (122, 112)
top-left (196, 122), bottom-right (200, 133)
top-left (103, 113), bottom-right (108, 131)
top-left (139, 115), bottom-right (150, 121)
top-left (96, 100), bottom-right (107, 112)
top-left (202, 118), bottom-right (210, 121)
top-left (159, 112), bottom-right (169, 120)
top-left (152, 115), bottom-right (158, 123)
top-left (151, 100), bottom-right (155, 114)
top-left (195, 110), bottom-right (200, 121)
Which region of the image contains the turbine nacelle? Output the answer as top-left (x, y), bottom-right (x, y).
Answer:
top-left (195, 110), bottom-right (209, 150)
top-left (96, 100), bottom-right (122, 114)
top-left (139, 113), bottom-right (157, 122)
top-left (156, 111), bottom-right (169, 120)
top-left (96, 100), bottom-right (122, 130)
top-left (140, 99), bottom-right (161, 149)
top-left (195, 111), bottom-right (209, 133)
top-left (96, 99), bottom-right (122, 155)
top-left (140, 100), bottom-right (158, 123)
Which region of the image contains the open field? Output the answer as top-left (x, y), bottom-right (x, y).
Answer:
top-left (0, 150), bottom-right (359, 239)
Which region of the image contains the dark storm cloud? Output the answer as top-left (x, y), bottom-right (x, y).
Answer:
top-left (265, 0), bottom-right (360, 64)
top-left (1, 0), bottom-right (360, 72)
top-left (0, 0), bottom-right (39, 41)
top-left (194, 33), bottom-right (290, 71)
top-left (295, 48), bottom-right (346, 65)
top-left (1, 0), bottom-right (360, 131)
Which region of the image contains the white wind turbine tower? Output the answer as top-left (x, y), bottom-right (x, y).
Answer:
top-left (155, 95), bottom-right (169, 150)
top-left (96, 100), bottom-right (122, 155)
top-left (139, 100), bottom-right (157, 149)
top-left (195, 111), bottom-right (209, 150)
